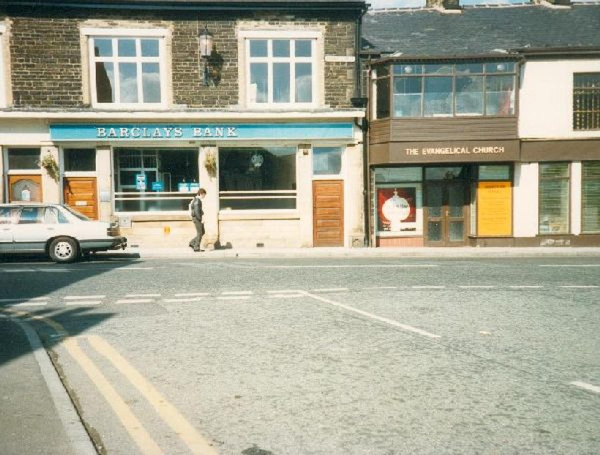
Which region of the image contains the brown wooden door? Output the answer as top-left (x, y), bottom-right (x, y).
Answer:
top-left (8, 175), bottom-right (42, 202)
top-left (425, 180), bottom-right (468, 247)
top-left (313, 180), bottom-right (344, 247)
top-left (63, 177), bottom-right (98, 219)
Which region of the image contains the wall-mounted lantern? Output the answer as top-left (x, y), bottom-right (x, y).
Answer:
top-left (199, 25), bottom-right (215, 86)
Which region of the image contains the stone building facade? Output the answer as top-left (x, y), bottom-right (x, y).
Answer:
top-left (0, 0), bottom-right (367, 249)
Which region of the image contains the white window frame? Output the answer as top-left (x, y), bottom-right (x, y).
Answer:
top-left (0, 24), bottom-right (6, 108)
top-left (240, 30), bottom-right (322, 109)
top-left (82, 28), bottom-right (169, 110)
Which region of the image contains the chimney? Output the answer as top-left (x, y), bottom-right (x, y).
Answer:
top-left (426, 0), bottom-right (461, 10)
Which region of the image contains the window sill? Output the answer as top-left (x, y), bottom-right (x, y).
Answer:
top-left (116, 212), bottom-right (190, 222)
top-left (219, 210), bottom-right (299, 221)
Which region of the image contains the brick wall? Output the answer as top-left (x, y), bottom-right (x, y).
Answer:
top-left (2, 6), bottom-right (358, 110)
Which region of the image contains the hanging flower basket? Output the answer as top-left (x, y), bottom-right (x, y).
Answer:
top-left (204, 151), bottom-right (217, 178)
top-left (39, 153), bottom-right (60, 182)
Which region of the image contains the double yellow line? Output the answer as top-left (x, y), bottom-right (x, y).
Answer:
top-left (3, 309), bottom-right (218, 455)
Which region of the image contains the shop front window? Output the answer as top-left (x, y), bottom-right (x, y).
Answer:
top-left (219, 147), bottom-right (297, 210)
top-left (374, 167), bottom-right (423, 236)
top-left (114, 148), bottom-right (198, 212)
top-left (539, 163), bottom-right (570, 235)
top-left (582, 161), bottom-right (600, 233)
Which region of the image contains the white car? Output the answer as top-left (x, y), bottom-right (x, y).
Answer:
top-left (0, 203), bottom-right (127, 263)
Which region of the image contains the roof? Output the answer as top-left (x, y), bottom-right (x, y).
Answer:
top-left (362, 4), bottom-right (600, 58)
top-left (4, 0), bottom-right (367, 10)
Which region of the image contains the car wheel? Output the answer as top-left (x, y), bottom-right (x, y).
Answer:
top-left (49, 237), bottom-right (79, 263)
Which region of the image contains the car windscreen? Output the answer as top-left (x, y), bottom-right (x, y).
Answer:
top-left (62, 205), bottom-right (91, 221)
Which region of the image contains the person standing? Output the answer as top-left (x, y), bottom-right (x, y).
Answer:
top-left (189, 188), bottom-right (206, 252)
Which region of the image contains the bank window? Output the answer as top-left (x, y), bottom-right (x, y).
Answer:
top-left (88, 34), bottom-right (166, 107)
top-left (246, 37), bottom-right (316, 106)
top-left (374, 167), bottom-right (423, 236)
top-left (8, 148), bottom-right (40, 170)
top-left (219, 147), bottom-right (297, 210)
top-left (573, 73), bottom-right (600, 130)
top-left (64, 149), bottom-right (96, 172)
top-left (539, 163), bottom-right (570, 235)
top-left (582, 161), bottom-right (600, 233)
top-left (114, 148), bottom-right (198, 212)
top-left (313, 147), bottom-right (342, 176)
top-left (379, 61), bottom-right (516, 119)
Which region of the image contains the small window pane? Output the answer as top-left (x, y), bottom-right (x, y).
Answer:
top-left (479, 165), bottom-right (510, 181)
top-left (295, 40), bottom-right (312, 57)
top-left (118, 39), bottom-right (137, 57)
top-left (273, 63), bottom-right (290, 103)
top-left (582, 161), bottom-right (600, 232)
top-left (424, 77), bottom-right (452, 117)
top-left (64, 149), bottom-right (96, 172)
top-left (313, 147), bottom-right (342, 175)
top-left (374, 167), bottom-right (422, 183)
top-left (95, 62), bottom-right (115, 103)
top-left (250, 63), bottom-right (268, 103)
top-left (486, 75), bottom-right (515, 116)
top-left (394, 77), bottom-right (422, 117)
top-left (295, 63), bottom-right (312, 103)
top-left (455, 63), bottom-right (484, 74)
top-left (250, 40), bottom-right (268, 57)
top-left (18, 207), bottom-right (43, 224)
top-left (456, 76), bottom-right (484, 116)
top-left (485, 62), bottom-right (515, 73)
top-left (142, 63), bottom-right (161, 103)
top-left (119, 63), bottom-right (139, 103)
top-left (273, 40), bottom-right (290, 57)
top-left (540, 163), bottom-right (569, 179)
top-left (94, 38), bottom-right (113, 57)
top-left (376, 77), bottom-right (390, 119)
top-left (376, 66), bottom-right (390, 78)
top-left (424, 64), bottom-right (453, 74)
top-left (8, 149), bottom-right (40, 170)
top-left (141, 39), bottom-right (159, 57)
top-left (394, 64), bottom-right (422, 75)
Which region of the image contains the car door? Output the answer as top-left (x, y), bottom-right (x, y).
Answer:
top-left (12, 206), bottom-right (48, 252)
top-left (0, 207), bottom-right (17, 252)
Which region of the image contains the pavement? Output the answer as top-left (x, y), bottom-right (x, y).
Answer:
top-left (121, 245), bottom-right (600, 259)
top-left (0, 317), bottom-right (96, 455)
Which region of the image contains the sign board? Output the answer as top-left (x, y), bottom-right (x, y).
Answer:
top-left (49, 122), bottom-right (355, 142)
top-left (477, 181), bottom-right (512, 236)
top-left (135, 174), bottom-right (146, 191)
top-left (152, 181), bottom-right (164, 192)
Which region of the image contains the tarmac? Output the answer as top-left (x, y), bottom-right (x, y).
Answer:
top-left (2, 245), bottom-right (600, 455)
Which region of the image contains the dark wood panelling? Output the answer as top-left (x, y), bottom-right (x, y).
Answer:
top-left (370, 117), bottom-right (518, 145)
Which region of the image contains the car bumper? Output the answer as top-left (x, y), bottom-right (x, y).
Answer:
top-left (80, 236), bottom-right (128, 251)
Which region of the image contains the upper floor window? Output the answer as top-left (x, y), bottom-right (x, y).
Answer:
top-left (244, 33), bottom-right (318, 107)
top-left (85, 29), bottom-right (167, 108)
top-left (573, 73), bottom-right (600, 131)
top-left (373, 61), bottom-right (517, 120)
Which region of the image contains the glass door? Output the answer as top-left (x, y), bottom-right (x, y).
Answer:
top-left (425, 178), bottom-right (468, 246)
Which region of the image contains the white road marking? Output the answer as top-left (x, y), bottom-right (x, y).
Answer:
top-left (38, 269), bottom-right (69, 273)
top-left (3, 269), bottom-right (36, 273)
top-left (412, 286), bottom-right (446, 289)
top-left (362, 286), bottom-right (398, 290)
top-left (261, 264), bottom-right (438, 269)
top-left (559, 286), bottom-right (599, 289)
top-left (541, 265), bottom-right (600, 267)
top-left (66, 301), bottom-right (103, 306)
top-left (174, 293), bottom-right (210, 297)
top-left (115, 299), bottom-right (154, 304)
top-left (509, 286), bottom-right (543, 289)
top-left (570, 381), bottom-right (600, 394)
top-left (64, 295), bottom-right (106, 300)
top-left (459, 286), bottom-right (496, 289)
top-left (267, 290), bottom-right (302, 294)
top-left (116, 267), bottom-right (154, 271)
top-left (302, 291), bottom-right (441, 339)
top-left (125, 294), bottom-right (161, 297)
top-left (268, 294), bottom-right (305, 299)
top-left (312, 288), bottom-right (349, 293)
top-left (163, 297), bottom-right (205, 303)
top-left (222, 291), bottom-right (253, 295)
top-left (0, 297), bottom-right (49, 303)
top-left (217, 296), bottom-right (251, 301)
top-left (9, 301), bottom-right (48, 307)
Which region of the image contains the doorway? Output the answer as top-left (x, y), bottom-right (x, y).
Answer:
top-left (8, 175), bottom-right (42, 202)
top-left (63, 177), bottom-right (98, 219)
top-left (425, 169), bottom-right (469, 246)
